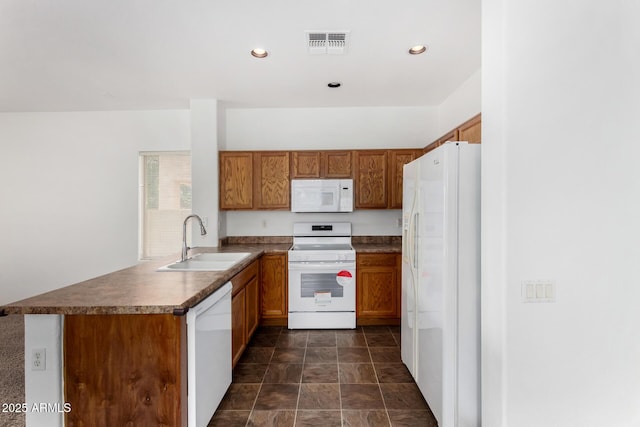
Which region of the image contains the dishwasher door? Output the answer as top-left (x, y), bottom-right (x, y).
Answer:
top-left (186, 281), bottom-right (232, 427)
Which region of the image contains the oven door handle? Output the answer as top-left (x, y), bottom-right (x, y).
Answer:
top-left (288, 262), bottom-right (355, 270)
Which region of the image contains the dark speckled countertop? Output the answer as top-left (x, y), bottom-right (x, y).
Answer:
top-left (1, 236), bottom-right (400, 316)
top-left (352, 235), bottom-right (402, 253)
top-left (1, 245), bottom-right (289, 316)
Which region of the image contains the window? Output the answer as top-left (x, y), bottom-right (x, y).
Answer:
top-left (139, 152), bottom-right (191, 259)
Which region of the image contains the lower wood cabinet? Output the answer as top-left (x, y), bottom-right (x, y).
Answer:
top-left (230, 260), bottom-right (260, 367)
top-left (245, 274), bottom-right (259, 338)
top-left (356, 253), bottom-right (401, 324)
top-left (231, 288), bottom-right (246, 367)
top-left (260, 253), bottom-right (288, 325)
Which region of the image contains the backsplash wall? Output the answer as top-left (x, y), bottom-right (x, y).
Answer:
top-left (220, 210), bottom-right (403, 238)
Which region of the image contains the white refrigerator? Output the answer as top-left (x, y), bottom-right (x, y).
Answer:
top-left (401, 142), bottom-right (481, 427)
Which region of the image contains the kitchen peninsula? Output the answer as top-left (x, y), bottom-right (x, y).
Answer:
top-left (1, 245), bottom-right (287, 427)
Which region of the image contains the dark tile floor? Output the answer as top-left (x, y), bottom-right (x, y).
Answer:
top-left (208, 325), bottom-right (438, 427)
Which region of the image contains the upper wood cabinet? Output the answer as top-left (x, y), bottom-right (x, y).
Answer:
top-left (220, 151), bottom-right (290, 210)
top-left (219, 151), bottom-right (253, 210)
top-left (291, 151), bottom-right (321, 178)
top-left (424, 129), bottom-right (459, 155)
top-left (458, 114), bottom-right (481, 144)
top-left (290, 150), bottom-right (353, 179)
top-left (323, 150), bottom-right (353, 178)
top-left (355, 150), bottom-right (388, 209)
top-left (221, 147), bottom-right (425, 210)
top-left (254, 151), bottom-right (290, 210)
top-left (424, 114), bottom-right (481, 155)
top-left (388, 149), bottom-right (422, 209)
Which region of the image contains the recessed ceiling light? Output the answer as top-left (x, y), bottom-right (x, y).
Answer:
top-left (251, 48), bottom-right (268, 58)
top-left (327, 82), bottom-right (341, 88)
top-left (408, 45), bottom-right (428, 55)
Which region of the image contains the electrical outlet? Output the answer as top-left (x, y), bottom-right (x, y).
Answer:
top-left (32, 348), bottom-right (46, 371)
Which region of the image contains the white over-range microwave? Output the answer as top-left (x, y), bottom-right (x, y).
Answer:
top-left (291, 179), bottom-right (353, 212)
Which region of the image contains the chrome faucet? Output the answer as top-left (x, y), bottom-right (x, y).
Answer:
top-left (181, 214), bottom-right (207, 262)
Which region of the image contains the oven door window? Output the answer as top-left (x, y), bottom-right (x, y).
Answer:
top-left (301, 273), bottom-right (344, 298)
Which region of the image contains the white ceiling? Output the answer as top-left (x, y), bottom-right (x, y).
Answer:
top-left (0, 0), bottom-right (481, 112)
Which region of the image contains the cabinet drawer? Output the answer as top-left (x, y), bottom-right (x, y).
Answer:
top-left (357, 253), bottom-right (398, 267)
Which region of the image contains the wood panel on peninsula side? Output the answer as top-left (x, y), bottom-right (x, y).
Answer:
top-left (64, 314), bottom-right (187, 427)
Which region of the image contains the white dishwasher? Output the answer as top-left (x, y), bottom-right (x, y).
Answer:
top-left (186, 281), bottom-right (232, 427)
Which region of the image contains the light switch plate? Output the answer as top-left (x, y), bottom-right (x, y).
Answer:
top-left (521, 280), bottom-right (555, 303)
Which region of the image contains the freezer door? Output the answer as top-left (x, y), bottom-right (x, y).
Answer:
top-left (416, 146), bottom-right (447, 424)
top-left (401, 159), bottom-right (418, 379)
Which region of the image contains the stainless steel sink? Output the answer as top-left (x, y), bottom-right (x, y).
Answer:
top-left (157, 252), bottom-right (251, 272)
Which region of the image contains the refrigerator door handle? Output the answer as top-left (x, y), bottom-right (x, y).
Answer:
top-left (412, 213), bottom-right (419, 270)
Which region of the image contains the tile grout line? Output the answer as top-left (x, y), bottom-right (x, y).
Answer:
top-left (243, 329), bottom-right (278, 427)
top-left (365, 326), bottom-right (395, 427)
top-left (336, 329), bottom-right (342, 426)
top-left (292, 329), bottom-right (307, 426)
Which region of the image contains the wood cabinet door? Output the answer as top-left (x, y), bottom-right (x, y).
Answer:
top-left (389, 149), bottom-right (422, 209)
top-left (245, 275), bottom-right (260, 340)
top-left (254, 151), bottom-right (290, 209)
top-left (322, 150), bottom-right (353, 178)
top-left (458, 113), bottom-right (481, 144)
top-left (232, 288), bottom-right (246, 367)
top-left (356, 254), bottom-right (400, 319)
top-left (220, 152), bottom-right (253, 210)
top-left (355, 150), bottom-right (388, 209)
top-left (260, 253), bottom-right (287, 320)
top-left (291, 151), bottom-right (321, 178)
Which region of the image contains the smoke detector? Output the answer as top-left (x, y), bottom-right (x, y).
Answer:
top-left (306, 31), bottom-right (350, 55)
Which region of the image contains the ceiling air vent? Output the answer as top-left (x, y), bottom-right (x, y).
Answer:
top-left (306, 31), bottom-right (350, 55)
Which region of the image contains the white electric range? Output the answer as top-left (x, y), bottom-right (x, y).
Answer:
top-left (287, 222), bottom-right (356, 329)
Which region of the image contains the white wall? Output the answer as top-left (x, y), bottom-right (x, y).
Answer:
top-left (190, 100), bottom-right (220, 246)
top-left (438, 69), bottom-right (481, 135)
top-left (482, 2), bottom-right (640, 426)
top-left (0, 110), bottom-right (190, 305)
top-left (220, 106), bottom-right (438, 237)
top-left (223, 106), bottom-right (439, 150)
